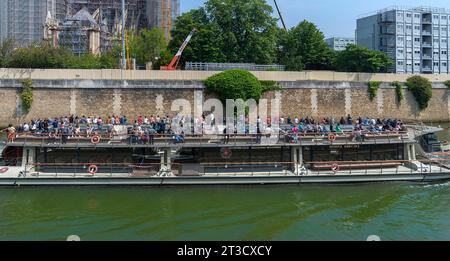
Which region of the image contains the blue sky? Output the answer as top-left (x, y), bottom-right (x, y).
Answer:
top-left (180, 0), bottom-right (450, 38)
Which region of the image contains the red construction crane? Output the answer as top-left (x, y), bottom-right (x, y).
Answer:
top-left (161, 28), bottom-right (197, 70)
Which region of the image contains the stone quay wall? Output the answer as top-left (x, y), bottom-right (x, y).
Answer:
top-left (0, 69), bottom-right (450, 125)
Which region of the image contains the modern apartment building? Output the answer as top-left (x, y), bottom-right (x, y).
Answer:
top-left (326, 37), bottom-right (355, 51)
top-left (0, 0), bottom-right (66, 45)
top-left (357, 6), bottom-right (450, 74)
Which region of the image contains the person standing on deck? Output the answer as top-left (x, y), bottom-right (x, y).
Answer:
top-left (2, 124), bottom-right (16, 143)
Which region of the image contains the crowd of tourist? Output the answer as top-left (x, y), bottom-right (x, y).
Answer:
top-left (1, 113), bottom-right (406, 144)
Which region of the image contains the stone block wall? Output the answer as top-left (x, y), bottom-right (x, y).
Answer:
top-left (0, 79), bottom-right (449, 125)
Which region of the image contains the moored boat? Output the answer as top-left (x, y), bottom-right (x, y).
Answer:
top-left (1, 124), bottom-right (450, 186)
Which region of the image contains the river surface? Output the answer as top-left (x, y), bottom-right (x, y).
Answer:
top-left (0, 125), bottom-right (449, 241)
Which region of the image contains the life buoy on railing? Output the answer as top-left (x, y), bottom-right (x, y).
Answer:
top-left (88, 165), bottom-right (98, 175)
top-left (220, 147), bottom-right (232, 159)
top-left (91, 135), bottom-right (101, 144)
top-left (0, 167), bottom-right (9, 174)
top-left (331, 163), bottom-right (340, 173)
top-left (328, 133), bottom-right (336, 143)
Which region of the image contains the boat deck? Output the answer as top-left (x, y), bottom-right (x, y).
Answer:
top-left (6, 131), bottom-right (413, 148)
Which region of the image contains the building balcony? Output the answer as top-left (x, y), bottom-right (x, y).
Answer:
top-left (422, 43), bottom-right (432, 48)
top-left (422, 31), bottom-right (432, 36)
top-left (422, 55), bottom-right (432, 60)
top-left (422, 18), bottom-right (432, 24)
top-left (422, 66), bottom-right (432, 72)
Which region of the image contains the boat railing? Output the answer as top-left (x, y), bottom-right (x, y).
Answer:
top-left (25, 162), bottom-right (297, 178)
top-left (9, 130), bottom-right (412, 147)
top-left (22, 159), bottom-right (450, 178)
top-left (305, 159), bottom-right (449, 176)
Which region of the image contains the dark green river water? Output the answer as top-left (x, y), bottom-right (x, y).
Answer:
top-left (0, 125), bottom-right (449, 241)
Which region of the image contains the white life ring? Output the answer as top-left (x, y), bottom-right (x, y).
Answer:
top-left (88, 165), bottom-right (98, 175)
top-left (331, 163), bottom-right (340, 173)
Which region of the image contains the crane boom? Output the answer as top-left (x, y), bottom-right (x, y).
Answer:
top-left (273, 0), bottom-right (287, 31)
top-left (161, 28), bottom-right (197, 70)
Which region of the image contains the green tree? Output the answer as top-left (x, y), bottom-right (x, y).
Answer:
top-left (278, 20), bottom-right (334, 71)
top-left (334, 44), bottom-right (393, 73)
top-left (129, 28), bottom-right (168, 67)
top-left (169, 0), bottom-right (278, 66)
top-left (0, 38), bottom-right (16, 67)
top-left (406, 76), bottom-right (433, 111)
top-left (169, 8), bottom-right (224, 64)
top-left (6, 43), bottom-right (73, 69)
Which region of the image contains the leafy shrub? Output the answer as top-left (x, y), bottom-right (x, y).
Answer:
top-left (392, 81), bottom-right (404, 104)
top-left (260, 80), bottom-right (282, 93)
top-left (204, 69), bottom-right (263, 103)
top-left (21, 78), bottom-right (33, 112)
top-left (406, 76), bottom-right (432, 111)
top-left (368, 81), bottom-right (381, 101)
top-left (444, 80), bottom-right (450, 89)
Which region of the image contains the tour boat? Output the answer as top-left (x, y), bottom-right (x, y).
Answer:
top-left (1, 124), bottom-right (449, 186)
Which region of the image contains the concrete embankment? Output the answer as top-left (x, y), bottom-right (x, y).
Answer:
top-left (0, 69), bottom-right (449, 124)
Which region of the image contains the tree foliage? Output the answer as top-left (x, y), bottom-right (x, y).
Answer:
top-left (406, 76), bottom-right (432, 111)
top-left (129, 28), bottom-right (169, 68)
top-left (0, 40), bottom-right (121, 69)
top-left (278, 20), bottom-right (334, 71)
top-left (204, 69), bottom-right (263, 102)
top-left (169, 0), bottom-right (278, 67)
top-left (333, 44), bottom-right (393, 73)
top-left (0, 38), bottom-right (16, 67)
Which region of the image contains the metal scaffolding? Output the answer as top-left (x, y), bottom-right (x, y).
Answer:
top-left (146, 0), bottom-right (180, 41)
top-left (2, 0), bottom-right (66, 45)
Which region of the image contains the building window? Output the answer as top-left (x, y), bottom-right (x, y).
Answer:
top-left (414, 14), bottom-right (420, 18)
top-left (442, 16), bottom-right (447, 20)
top-left (397, 24), bottom-right (404, 30)
top-left (442, 39), bottom-right (447, 44)
top-left (406, 25), bottom-right (412, 30)
top-left (414, 50), bottom-right (421, 54)
top-left (434, 39), bottom-right (440, 43)
top-left (406, 13), bottom-right (412, 18)
top-left (434, 62), bottom-right (439, 66)
top-left (434, 26), bottom-right (439, 31)
top-left (434, 50), bottom-right (439, 55)
top-left (434, 15), bottom-right (439, 20)
top-left (414, 62), bottom-right (421, 66)
top-left (414, 25), bottom-right (420, 30)
top-left (443, 62), bottom-right (448, 66)
top-left (398, 61), bottom-right (404, 66)
top-left (442, 50), bottom-right (447, 55)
